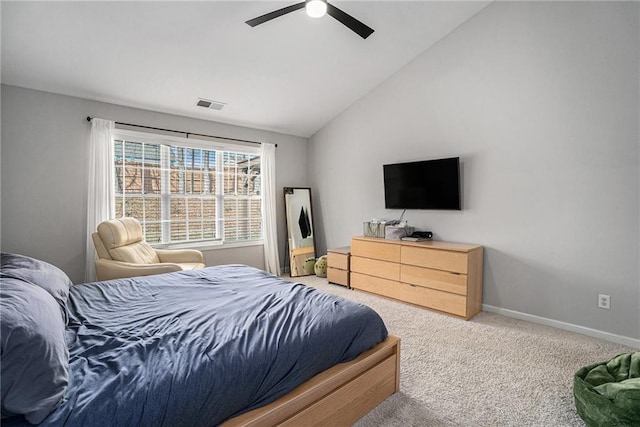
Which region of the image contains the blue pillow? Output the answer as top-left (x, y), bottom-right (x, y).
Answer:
top-left (1, 253), bottom-right (71, 323)
top-left (1, 278), bottom-right (69, 424)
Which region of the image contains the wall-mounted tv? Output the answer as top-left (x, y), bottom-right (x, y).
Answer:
top-left (383, 157), bottom-right (461, 210)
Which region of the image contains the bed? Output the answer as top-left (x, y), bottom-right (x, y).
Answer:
top-left (1, 253), bottom-right (399, 426)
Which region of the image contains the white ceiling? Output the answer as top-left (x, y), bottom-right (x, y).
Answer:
top-left (1, 1), bottom-right (490, 137)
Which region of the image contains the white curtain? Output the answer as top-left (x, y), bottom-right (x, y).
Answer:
top-left (261, 143), bottom-right (281, 275)
top-left (84, 118), bottom-right (115, 282)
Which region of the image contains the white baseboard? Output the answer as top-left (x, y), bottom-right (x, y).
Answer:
top-left (482, 304), bottom-right (640, 349)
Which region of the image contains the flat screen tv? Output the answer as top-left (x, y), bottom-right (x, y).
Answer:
top-left (383, 157), bottom-right (461, 210)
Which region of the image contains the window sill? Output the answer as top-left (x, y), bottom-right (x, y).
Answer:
top-left (152, 240), bottom-right (264, 251)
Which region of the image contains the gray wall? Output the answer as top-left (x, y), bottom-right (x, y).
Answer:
top-left (1, 85), bottom-right (309, 283)
top-left (308, 1), bottom-right (640, 340)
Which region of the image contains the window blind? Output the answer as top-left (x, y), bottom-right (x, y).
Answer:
top-left (113, 129), bottom-right (262, 246)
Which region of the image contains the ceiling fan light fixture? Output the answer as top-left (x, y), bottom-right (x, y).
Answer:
top-left (246, 0), bottom-right (373, 39)
top-left (306, 0), bottom-right (327, 18)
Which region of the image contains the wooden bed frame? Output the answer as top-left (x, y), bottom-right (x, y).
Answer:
top-left (223, 335), bottom-right (400, 426)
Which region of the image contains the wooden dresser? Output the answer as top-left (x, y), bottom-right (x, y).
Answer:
top-left (350, 236), bottom-right (484, 320)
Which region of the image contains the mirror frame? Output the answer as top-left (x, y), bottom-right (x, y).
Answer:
top-left (283, 187), bottom-right (317, 277)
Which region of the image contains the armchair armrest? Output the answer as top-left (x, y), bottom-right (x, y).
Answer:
top-left (155, 249), bottom-right (204, 264)
top-left (95, 259), bottom-right (183, 282)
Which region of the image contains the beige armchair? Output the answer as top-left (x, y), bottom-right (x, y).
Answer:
top-left (92, 217), bottom-right (205, 281)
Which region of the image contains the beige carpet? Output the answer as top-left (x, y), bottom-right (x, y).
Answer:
top-left (284, 274), bottom-right (636, 427)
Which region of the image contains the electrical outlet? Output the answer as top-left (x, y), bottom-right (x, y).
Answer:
top-left (598, 294), bottom-right (611, 310)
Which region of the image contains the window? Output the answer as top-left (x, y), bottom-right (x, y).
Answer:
top-left (113, 133), bottom-right (262, 246)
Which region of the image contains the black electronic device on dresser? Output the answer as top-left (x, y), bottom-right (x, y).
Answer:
top-left (401, 231), bottom-right (433, 242)
top-left (411, 231), bottom-right (433, 239)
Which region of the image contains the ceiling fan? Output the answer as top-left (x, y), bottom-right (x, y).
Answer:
top-left (245, 0), bottom-right (374, 40)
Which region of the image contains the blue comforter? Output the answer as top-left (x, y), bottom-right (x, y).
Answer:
top-left (8, 265), bottom-right (387, 426)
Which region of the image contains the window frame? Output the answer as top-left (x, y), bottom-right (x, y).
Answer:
top-left (113, 129), bottom-right (263, 249)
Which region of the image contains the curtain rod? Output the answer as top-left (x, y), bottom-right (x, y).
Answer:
top-left (86, 116), bottom-right (275, 147)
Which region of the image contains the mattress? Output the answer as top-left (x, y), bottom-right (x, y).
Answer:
top-left (5, 265), bottom-right (387, 426)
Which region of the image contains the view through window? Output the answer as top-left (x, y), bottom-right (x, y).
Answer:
top-left (114, 137), bottom-right (262, 245)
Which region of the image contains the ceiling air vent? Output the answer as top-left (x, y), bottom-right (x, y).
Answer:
top-left (196, 98), bottom-right (226, 111)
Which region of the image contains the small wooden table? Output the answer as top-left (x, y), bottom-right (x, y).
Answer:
top-left (327, 246), bottom-right (351, 288)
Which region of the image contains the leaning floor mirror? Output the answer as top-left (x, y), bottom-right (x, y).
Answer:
top-left (284, 187), bottom-right (316, 277)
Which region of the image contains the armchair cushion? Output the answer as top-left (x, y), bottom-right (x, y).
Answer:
top-left (97, 218), bottom-right (160, 264)
top-left (109, 241), bottom-right (160, 264)
top-left (97, 217), bottom-right (144, 248)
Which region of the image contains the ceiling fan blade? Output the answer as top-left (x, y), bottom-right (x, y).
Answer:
top-left (245, 2), bottom-right (306, 27)
top-left (326, 3), bottom-right (374, 39)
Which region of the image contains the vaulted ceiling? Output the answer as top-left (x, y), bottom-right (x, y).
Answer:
top-left (1, 1), bottom-right (490, 137)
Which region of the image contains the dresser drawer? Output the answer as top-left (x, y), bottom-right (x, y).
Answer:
top-left (351, 256), bottom-right (400, 281)
top-left (352, 239), bottom-right (400, 263)
top-left (397, 283), bottom-right (467, 317)
top-left (351, 272), bottom-right (400, 298)
top-left (327, 251), bottom-right (349, 271)
top-left (400, 264), bottom-right (467, 296)
top-left (327, 267), bottom-right (349, 287)
top-left (401, 246), bottom-right (468, 274)
top-left (352, 272), bottom-right (467, 317)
